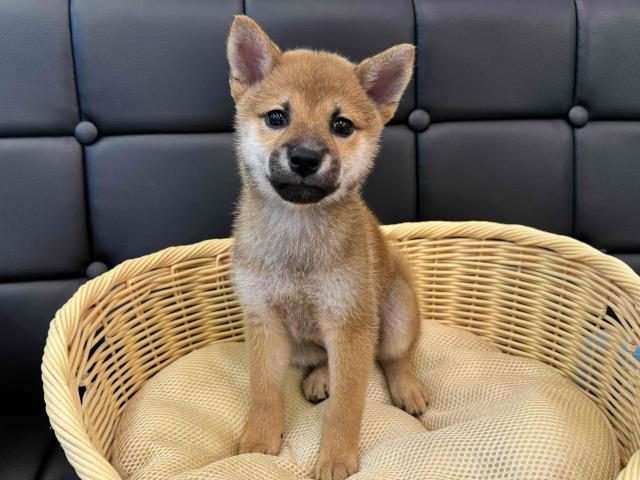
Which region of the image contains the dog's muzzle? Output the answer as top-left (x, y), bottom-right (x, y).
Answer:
top-left (268, 149), bottom-right (339, 204)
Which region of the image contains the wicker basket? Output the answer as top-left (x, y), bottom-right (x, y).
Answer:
top-left (41, 221), bottom-right (640, 480)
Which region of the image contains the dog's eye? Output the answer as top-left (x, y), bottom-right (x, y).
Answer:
top-left (331, 117), bottom-right (354, 137)
top-left (265, 110), bottom-right (288, 129)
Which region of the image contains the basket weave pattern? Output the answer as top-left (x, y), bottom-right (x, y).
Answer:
top-left (41, 221), bottom-right (640, 479)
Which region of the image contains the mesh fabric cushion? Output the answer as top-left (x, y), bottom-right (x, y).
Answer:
top-left (113, 321), bottom-right (618, 479)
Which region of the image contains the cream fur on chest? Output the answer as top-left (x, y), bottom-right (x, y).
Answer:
top-left (232, 203), bottom-right (374, 335)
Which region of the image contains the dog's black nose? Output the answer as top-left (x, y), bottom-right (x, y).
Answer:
top-left (288, 146), bottom-right (323, 177)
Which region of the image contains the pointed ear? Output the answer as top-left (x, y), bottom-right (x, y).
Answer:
top-left (227, 16), bottom-right (281, 100)
top-left (357, 44), bottom-right (415, 123)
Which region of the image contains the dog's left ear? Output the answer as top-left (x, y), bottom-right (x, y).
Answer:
top-left (227, 15), bottom-right (281, 101)
top-left (357, 44), bottom-right (415, 124)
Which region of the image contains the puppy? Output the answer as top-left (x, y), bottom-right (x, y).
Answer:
top-left (227, 16), bottom-right (426, 480)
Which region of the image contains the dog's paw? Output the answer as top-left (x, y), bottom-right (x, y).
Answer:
top-left (303, 365), bottom-right (329, 404)
top-left (389, 376), bottom-right (428, 417)
top-left (238, 424), bottom-right (282, 455)
top-left (315, 454), bottom-right (358, 480)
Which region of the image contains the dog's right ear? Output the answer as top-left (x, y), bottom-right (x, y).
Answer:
top-left (227, 16), bottom-right (281, 101)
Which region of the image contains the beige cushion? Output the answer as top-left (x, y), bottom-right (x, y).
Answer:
top-left (113, 321), bottom-right (619, 479)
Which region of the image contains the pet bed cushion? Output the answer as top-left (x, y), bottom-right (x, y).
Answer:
top-left (112, 320), bottom-right (618, 480)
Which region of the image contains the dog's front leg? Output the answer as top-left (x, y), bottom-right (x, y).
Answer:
top-left (316, 319), bottom-right (376, 480)
top-left (239, 314), bottom-right (291, 455)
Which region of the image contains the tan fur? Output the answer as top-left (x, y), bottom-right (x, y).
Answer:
top-left (227, 16), bottom-right (425, 480)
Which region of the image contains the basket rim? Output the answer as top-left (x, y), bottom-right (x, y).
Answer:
top-left (41, 220), bottom-right (640, 480)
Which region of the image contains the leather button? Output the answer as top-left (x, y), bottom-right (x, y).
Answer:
top-left (86, 261), bottom-right (108, 279)
top-left (408, 109), bottom-right (431, 132)
top-left (74, 121), bottom-right (99, 145)
top-left (568, 106), bottom-right (589, 128)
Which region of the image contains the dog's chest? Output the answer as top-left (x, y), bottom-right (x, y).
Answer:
top-left (238, 268), bottom-right (323, 339)
top-left (235, 261), bottom-right (360, 345)
top-left (234, 205), bottom-right (363, 341)
top-left (252, 209), bottom-right (337, 272)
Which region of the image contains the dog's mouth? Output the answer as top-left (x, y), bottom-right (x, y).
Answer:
top-left (272, 182), bottom-right (333, 204)
top-left (267, 151), bottom-right (340, 204)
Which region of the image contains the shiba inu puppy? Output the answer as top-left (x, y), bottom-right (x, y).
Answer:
top-left (227, 16), bottom-right (425, 480)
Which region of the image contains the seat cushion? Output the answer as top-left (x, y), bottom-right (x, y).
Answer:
top-left (112, 321), bottom-right (618, 480)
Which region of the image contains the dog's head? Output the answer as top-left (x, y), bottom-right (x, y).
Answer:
top-left (227, 16), bottom-right (414, 206)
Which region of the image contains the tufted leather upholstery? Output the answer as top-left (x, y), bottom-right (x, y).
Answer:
top-left (1, 0), bottom-right (639, 478)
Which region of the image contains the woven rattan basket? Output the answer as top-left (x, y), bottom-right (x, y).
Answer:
top-left (42, 221), bottom-right (640, 479)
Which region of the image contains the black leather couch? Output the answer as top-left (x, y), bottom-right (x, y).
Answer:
top-left (2, 0), bottom-right (640, 478)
